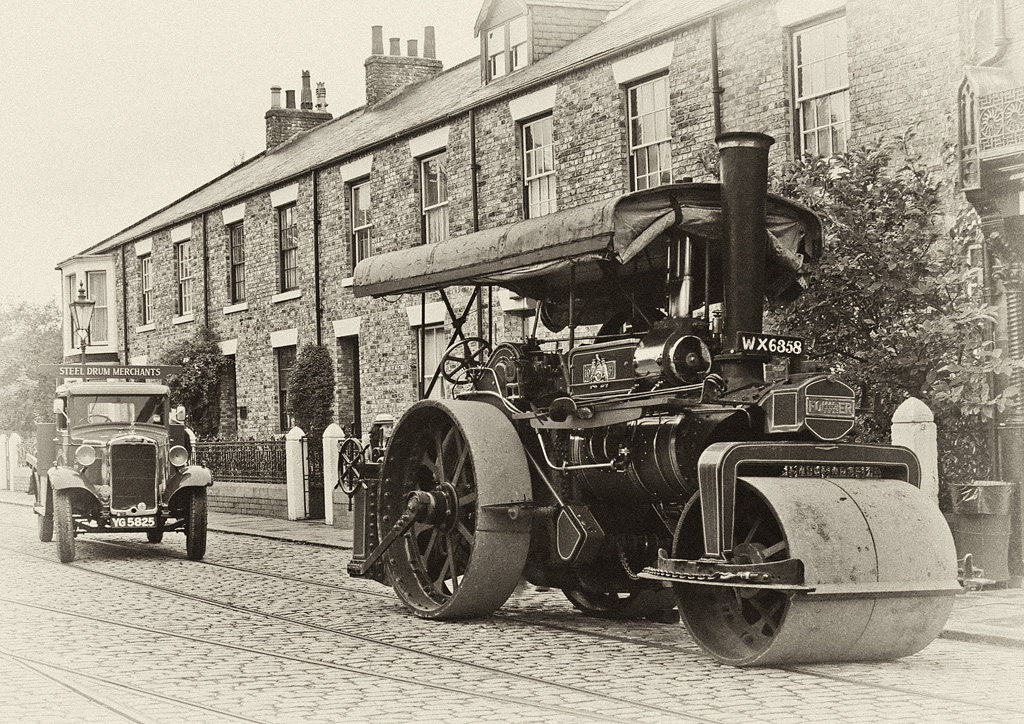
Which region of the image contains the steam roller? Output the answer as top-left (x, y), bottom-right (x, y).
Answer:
top-left (346, 130), bottom-right (960, 668)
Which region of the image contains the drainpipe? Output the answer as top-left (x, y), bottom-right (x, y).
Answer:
top-left (202, 213), bottom-right (210, 327)
top-left (980, 0), bottom-right (1009, 66)
top-left (313, 170), bottom-right (323, 346)
top-left (469, 108), bottom-right (485, 339)
top-left (120, 244), bottom-right (129, 363)
top-left (709, 16), bottom-right (723, 136)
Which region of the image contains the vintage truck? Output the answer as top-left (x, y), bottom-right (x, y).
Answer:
top-left (32, 364), bottom-right (212, 563)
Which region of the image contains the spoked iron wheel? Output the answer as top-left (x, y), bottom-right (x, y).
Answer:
top-left (673, 477), bottom-right (958, 666)
top-left (380, 400), bottom-right (531, 619)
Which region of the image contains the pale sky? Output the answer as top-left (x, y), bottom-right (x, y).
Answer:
top-left (0, 0), bottom-right (483, 307)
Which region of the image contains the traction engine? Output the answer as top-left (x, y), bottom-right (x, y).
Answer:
top-left (344, 132), bottom-right (958, 666)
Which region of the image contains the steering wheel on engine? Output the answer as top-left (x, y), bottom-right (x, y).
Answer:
top-left (440, 337), bottom-right (492, 384)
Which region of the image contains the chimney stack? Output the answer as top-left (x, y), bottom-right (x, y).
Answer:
top-left (424, 26), bottom-right (436, 60)
top-left (364, 26), bottom-right (443, 106)
top-left (300, 70), bottom-right (313, 110)
top-left (266, 71), bottom-right (333, 151)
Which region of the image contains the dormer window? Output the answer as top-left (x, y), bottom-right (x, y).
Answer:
top-left (485, 15), bottom-right (529, 81)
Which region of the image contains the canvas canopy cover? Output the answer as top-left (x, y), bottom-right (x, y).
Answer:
top-left (352, 183), bottom-right (822, 305)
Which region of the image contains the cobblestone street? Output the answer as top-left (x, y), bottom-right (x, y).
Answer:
top-left (1, 503), bottom-right (1022, 724)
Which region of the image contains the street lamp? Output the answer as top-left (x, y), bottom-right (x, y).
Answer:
top-left (69, 281), bottom-right (95, 365)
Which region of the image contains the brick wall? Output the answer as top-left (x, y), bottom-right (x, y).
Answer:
top-left (265, 108), bottom-right (332, 150)
top-left (365, 55), bottom-right (443, 106)
top-left (209, 481), bottom-right (288, 517)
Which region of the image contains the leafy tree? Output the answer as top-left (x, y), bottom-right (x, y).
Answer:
top-left (0, 300), bottom-right (63, 435)
top-left (768, 134), bottom-right (1021, 507)
top-left (287, 344), bottom-right (335, 435)
top-left (160, 326), bottom-right (228, 439)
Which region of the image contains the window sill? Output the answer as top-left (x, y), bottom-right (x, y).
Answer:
top-left (173, 312), bottom-right (195, 326)
top-left (223, 301), bottom-right (249, 315)
top-left (272, 289), bottom-right (301, 304)
top-left (136, 323), bottom-right (156, 333)
top-left (341, 277), bottom-right (354, 288)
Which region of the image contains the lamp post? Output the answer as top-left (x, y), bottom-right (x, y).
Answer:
top-left (69, 282), bottom-right (95, 366)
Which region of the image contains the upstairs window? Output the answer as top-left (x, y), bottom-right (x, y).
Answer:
top-left (793, 15), bottom-right (850, 157)
top-left (351, 180), bottom-right (373, 268)
top-left (628, 75), bottom-right (672, 190)
top-left (229, 223), bottom-right (246, 303)
top-left (84, 270), bottom-right (108, 344)
top-left (140, 256), bottom-right (153, 325)
top-left (485, 15), bottom-right (529, 81)
top-left (421, 153), bottom-right (449, 244)
top-left (523, 115), bottom-right (557, 218)
top-left (175, 240), bottom-right (193, 316)
top-left (278, 205), bottom-right (298, 292)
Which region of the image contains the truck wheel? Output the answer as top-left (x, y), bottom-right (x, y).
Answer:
top-left (184, 488), bottom-right (208, 560)
top-left (379, 400), bottom-right (532, 619)
top-left (146, 529), bottom-right (164, 543)
top-left (37, 512), bottom-right (54, 543)
top-left (38, 487), bottom-right (54, 543)
top-left (54, 489), bottom-right (75, 563)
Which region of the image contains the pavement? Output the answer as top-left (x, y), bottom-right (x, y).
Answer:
top-left (2, 484), bottom-right (1022, 651)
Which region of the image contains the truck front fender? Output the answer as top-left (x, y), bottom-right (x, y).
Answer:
top-left (48, 466), bottom-right (91, 492)
top-left (166, 465), bottom-right (213, 504)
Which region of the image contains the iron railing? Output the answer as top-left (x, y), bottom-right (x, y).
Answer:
top-left (194, 440), bottom-right (287, 484)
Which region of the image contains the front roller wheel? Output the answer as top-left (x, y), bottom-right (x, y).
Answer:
top-left (673, 477), bottom-right (958, 666)
top-left (380, 400), bottom-right (532, 619)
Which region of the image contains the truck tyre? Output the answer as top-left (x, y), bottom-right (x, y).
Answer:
top-left (185, 488), bottom-right (208, 561)
top-left (54, 489), bottom-right (75, 563)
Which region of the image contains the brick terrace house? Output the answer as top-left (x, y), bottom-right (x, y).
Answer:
top-left (57, 0), bottom-right (1023, 492)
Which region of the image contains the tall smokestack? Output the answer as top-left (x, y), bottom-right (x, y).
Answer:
top-left (715, 131), bottom-right (774, 386)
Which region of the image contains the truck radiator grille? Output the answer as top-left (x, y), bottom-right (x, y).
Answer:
top-left (110, 443), bottom-right (158, 510)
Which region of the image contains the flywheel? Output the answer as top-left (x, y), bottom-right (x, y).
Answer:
top-left (672, 476), bottom-right (958, 666)
top-left (379, 399), bottom-right (532, 619)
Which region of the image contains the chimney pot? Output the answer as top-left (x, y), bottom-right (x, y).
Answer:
top-left (300, 70), bottom-right (313, 110)
top-left (371, 25), bottom-right (384, 55)
top-left (285, 90), bottom-right (296, 109)
top-left (424, 26), bottom-right (436, 59)
top-left (408, 39), bottom-right (418, 57)
top-left (315, 82), bottom-right (327, 111)
top-left (389, 37), bottom-right (401, 56)
top-left (270, 86), bottom-right (282, 109)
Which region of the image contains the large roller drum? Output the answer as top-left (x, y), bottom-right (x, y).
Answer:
top-left (673, 476), bottom-right (958, 666)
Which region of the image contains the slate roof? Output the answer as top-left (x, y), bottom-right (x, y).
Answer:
top-left (81, 0), bottom-right (741, 259)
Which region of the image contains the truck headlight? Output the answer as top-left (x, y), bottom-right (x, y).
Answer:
top-left (75, 445), bottom-right (97, 466)
top-left (168, 445), bottom-right (189, 467)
